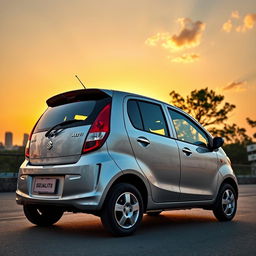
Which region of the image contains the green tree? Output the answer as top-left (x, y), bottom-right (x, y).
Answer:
top-left (169, 88), bottom-right (251, 143)
top-left (170, 88), bottom-right (235, 127)
top-left (222, 143), bottom-right (249, 165)
top-left (247, 118), bottom-right (256, 138)
top-left (210, 123), bottom-right (251, 144)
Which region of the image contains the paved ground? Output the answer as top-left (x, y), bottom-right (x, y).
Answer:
top-left (0, 185), bottom-right (256, 256)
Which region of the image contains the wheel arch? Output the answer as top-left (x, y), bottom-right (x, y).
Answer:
top-left (221, 177), bottom-right (239, 198)
top-left (105, 173), bottom-right (149, 211)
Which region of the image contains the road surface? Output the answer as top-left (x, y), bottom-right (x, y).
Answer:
top-left (0, 185), bottom-right (256, 256)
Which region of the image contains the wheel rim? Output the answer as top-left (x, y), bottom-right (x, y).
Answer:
top-left (222, 189), bottom-right (236, 217)
top-left (114, 192), bottom-right (140, 229)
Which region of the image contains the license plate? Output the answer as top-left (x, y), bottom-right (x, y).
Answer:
top-left (33, 178), bottom-right (57, 194)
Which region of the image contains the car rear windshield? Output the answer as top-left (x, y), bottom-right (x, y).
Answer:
top-left (34, 98), bottom-right (111, 133)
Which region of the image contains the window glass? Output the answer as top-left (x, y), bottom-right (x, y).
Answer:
top-left (138, 101), bottom-right (169, 136)
top-left (168, 109), bottom-right (209, 146)
top-left (34, 99), bottom-right (109, 132)
top-left (127, 100), bottom-right (143, 130)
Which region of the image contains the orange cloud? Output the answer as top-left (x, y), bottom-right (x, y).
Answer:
top-left (145, 18), bottom-right (206, 52)
top-left (170, 18), bottom-right (206, 49)
top-left (222, 20), bottom-right (233, 32)
top-left (222, 12), bottom-right (256, 33)
top-left (170, 53), bottom-right (200, 63)
top-left (239, 13), bottom-right (256, 32)
top-left (145, 32), bottom-right (171, 47)
top-left (223, 80), bottom-right (247, 91)
top-left (231, 11), bottom-right (240, 19)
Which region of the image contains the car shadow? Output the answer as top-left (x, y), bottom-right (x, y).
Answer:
top-left (21, 210), bottom-right (239, 240)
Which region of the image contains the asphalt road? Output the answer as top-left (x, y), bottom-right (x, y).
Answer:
top-left (0, 185), bottom-right (256, 256)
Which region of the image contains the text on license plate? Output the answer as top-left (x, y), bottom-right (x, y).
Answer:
top-left (33, 178), bottom-right (57, 194)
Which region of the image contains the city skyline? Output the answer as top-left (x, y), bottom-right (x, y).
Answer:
top-left (0, 132), bottom-right (29, 148)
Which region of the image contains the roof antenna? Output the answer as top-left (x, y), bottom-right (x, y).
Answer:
top-left (75, 75), bottom-right (86, 89)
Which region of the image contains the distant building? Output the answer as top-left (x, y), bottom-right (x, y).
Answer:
top-left (5, 132), bottom-right (13, 150)
top-left (0, 142), bottom-right (4, 150)
top-left (23, 133), bottom-right (29, 147)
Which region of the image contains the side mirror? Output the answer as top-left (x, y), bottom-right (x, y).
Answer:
top-left (212, 137), bottom-right (224, 150)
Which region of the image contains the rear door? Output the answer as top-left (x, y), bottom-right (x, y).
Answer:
top-left (125, 98), bottom-right (181, 203)
top-left (29, 90), bottom-right (111, 165)
top-left (167, 108), bottom-right (218, 201)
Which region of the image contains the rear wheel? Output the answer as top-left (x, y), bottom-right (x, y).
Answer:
top-left (23, 205), bottom-right (64, 226)
top-left (213, 183), bottom-right (237, 221)
top-left (101, 183), bottom-right (144, 236)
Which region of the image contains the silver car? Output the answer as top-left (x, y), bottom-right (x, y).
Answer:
top-left (16, 89), bottom-right (238, 236)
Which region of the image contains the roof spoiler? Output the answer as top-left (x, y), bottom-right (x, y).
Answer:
top-left (46, 89), bottom-right (112, 107)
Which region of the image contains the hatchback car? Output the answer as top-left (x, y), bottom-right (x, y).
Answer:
top-left (16, 89), bottom-right (238, 236)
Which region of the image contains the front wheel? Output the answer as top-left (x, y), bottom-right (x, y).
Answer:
top-left (23, 205), bottom-right (64, 226)
top-left (101, 183), bottom-right (144, 236)
top-left (213, 183), bottom-right (237, 221)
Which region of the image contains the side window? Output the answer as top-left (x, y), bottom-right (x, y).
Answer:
top-left (168, 109), bottom-right (209, 147)
top-left (138, 101), bottom-right (169, 137)
top-left (127, 100), bottom-right (143, 130)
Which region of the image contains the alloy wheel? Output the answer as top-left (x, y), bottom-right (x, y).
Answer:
top-left (222, 189), bottom-right (236, 217)
top-left (114, 192), bottom-right (140, 229)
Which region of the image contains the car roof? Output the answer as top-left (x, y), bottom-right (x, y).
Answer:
top-left (47, 87), bottom-right (184, 114)
top-left (47, 88), bottom-right (213, 138)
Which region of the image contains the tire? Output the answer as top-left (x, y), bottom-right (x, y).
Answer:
top-left (213, 183), bottom-right (237, 222)
top-left (147, 211), bottom-right (162, 216)
top-left (100, 183), bottom-right (144, 236)
top-left (23, 205), bottom-right (64, 226)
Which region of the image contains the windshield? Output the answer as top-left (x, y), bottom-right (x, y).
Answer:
top-left (34, 99), bottom-right (110, 133)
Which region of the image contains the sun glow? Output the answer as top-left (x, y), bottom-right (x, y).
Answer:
top-left (0, 0), bottom-right (255, 144)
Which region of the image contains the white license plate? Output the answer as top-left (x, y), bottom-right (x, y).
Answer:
top-left (33, 178), bottom-right (57, 194)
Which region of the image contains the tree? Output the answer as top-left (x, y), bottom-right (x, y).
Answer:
top-left (247, 118), bottom-right (256, 138)
top-left (169, 88), bottom-right (235, 127)
top-left (222, 143), bottom-right (250, 164)
top-left (210, 123), bottom-right (251, 144)
top-left (247, 118), bottom-right (256, 128)
top-left (169, 88), bottom-right (251, 143)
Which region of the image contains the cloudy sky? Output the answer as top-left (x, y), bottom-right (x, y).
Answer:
top-left (0, 0), bottom-right (256, 144)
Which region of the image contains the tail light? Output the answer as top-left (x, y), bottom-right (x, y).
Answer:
top-left (25, 125), bottom-right (36, 158)
top-left (82, 103), bottom-right (111, 153)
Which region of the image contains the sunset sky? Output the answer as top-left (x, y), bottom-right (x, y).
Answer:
top-left (0, 0), bottom-right (256, 145)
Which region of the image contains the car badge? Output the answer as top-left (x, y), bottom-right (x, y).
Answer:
top-left (71, 132), bottom-right (84, 137)
top-left (46, 140), bottom-right (53, 150)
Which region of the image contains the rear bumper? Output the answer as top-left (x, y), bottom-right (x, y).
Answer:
top-left (16, 150), bottom-right (122, 211)
top-left (16, 190), bottom-right (102, 211)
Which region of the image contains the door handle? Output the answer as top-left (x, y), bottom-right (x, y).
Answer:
top-left (182, 147), bottom-right (192, 156)
top-left (137, 137), bottom-right (150, 146)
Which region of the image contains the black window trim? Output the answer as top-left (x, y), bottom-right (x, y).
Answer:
top-left (127, 98), bottom-right (170, 138)
top-left (127, 100), bottom-right (144, 131)
top-left (167, 107), bottom-right (212, 148)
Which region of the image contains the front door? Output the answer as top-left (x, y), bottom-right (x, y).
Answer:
top-left (168, 108), bottom-right (218, 201)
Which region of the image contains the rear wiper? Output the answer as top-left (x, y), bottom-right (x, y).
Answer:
top-left (45, 120), bottom-right (83, 137)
